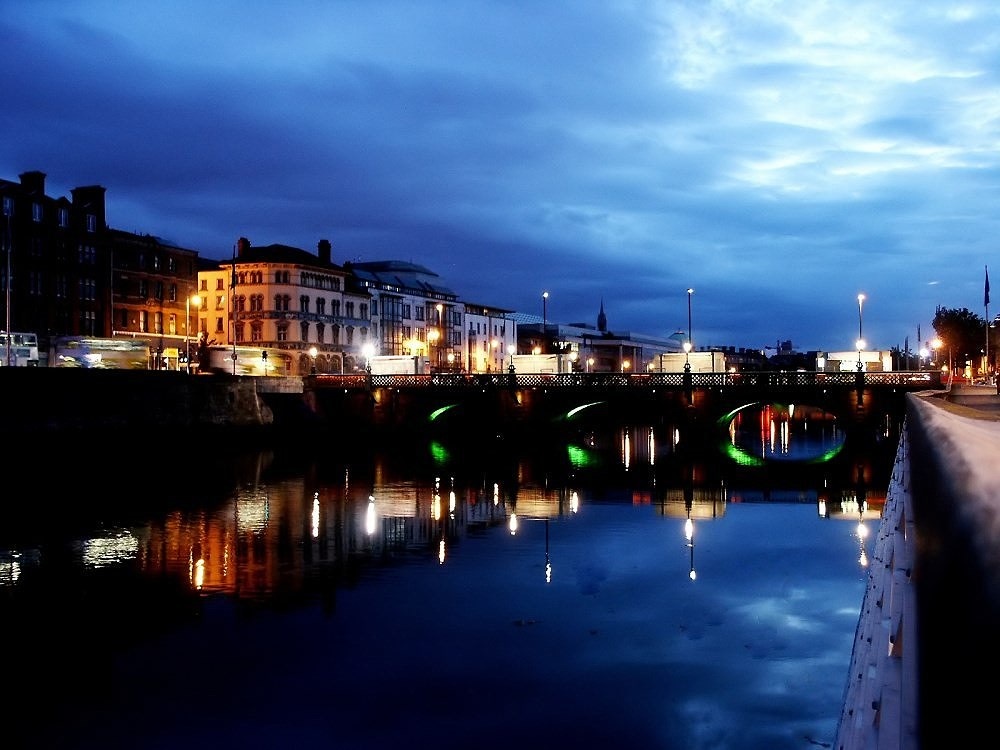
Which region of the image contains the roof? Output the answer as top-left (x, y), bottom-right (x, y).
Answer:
top-left (346, 260), bottom-right (457, 298)
top-left (229, 243), bottom-right (343, 270)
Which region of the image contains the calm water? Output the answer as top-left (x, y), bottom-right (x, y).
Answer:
top-left (2, 412), bottom-right (895, 750)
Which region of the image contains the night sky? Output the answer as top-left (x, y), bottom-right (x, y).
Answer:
top-left (3, 1), bottom-right (998, 352)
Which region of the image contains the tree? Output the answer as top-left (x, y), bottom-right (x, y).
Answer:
top-left (931, 306), bottom-right (989, 373)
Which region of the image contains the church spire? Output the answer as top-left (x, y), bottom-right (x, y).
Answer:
top-left (597, 298), bottom-right (607, 332)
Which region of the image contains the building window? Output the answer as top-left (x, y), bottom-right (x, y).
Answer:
top-left (250, 323), bottom-right (262, 342)
top-left (300, 321), bottom-right (310, 341)
top-left (58, 207), bottom-right (69, 227)
top-left (215, 294), bottom-right (225, 310)
top-left (138, 279), bottom-right (148, 298)
top-left (78, 277), bottom-right (96, 301)
top-left (215, 317), bottom-right (224, 334)
top-left (316, 298), bottom-right (326, 316)
top-left (235, 323), bottom-right (245, 343)
top-left (332, 299), bottom-right (341, 317)
top-left (316, 323), bottom-right (325, 343)
top-left (168, 314), bottom-right (177, 335)
top-left (200, 279), bottom-right (208, 291)
top-left (168, 257), bottom-right (176, 272)
top-left (403, 303), bottom-right (411, 319)
top-left (216, 278), bottom-right (224, 290)
top-left (346, 302), bottom-right (355, 318)
top-left (140, 310), bottom-right (148, 333)
top-left (86, 214), bottom-right (96, 232)
top-left (152, 255), bottom-right (161, 271)
top-left (32, 203), bottom-right (42, 222)
top-left (300, 295), bottom-right (310, 313)
top-left (277, 324), bottom-right (289, 342)
top-left (169, 284), bottom-right (177, 302)
top-left (155, 281), bottom-right (164, 300)
top-left (154, 311), bottom-right (163, 334)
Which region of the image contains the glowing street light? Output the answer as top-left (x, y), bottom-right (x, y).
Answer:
top-left (362, 342), bottom-right (375, 372)
top-left (857, 293), bottom-right (866, 372)
top-left (309, 345), bottom-right (318, 374)
top-left (185, 294), bottom-right (201, 374)
top-left (542, 291), bottom-right (549, 352)
top-left (685, 288), bottom-right (694, 373)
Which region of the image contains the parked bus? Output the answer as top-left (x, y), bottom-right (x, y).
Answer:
top-left (0, 331), bottom-right (40, 366)
top-left (200, 345), bottom-right (295, 376)
top-left (50, 336), bottom-right (151, 369)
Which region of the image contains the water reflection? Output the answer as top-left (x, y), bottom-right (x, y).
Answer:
top-left (2, 420), bottom-right (901, 750)
top-left (726, 402), bottom-right (846, 464)
top-left (1, 420), bottom-right (891, 601)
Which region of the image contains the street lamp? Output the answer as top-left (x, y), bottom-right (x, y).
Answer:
top-left (185, 294), bottom-right (201, 374)
top-left (309, 345), bottom-right (317, 374)
top-left (542, 291), bottom-right (549, 352)
top-left (362, 342), bottom-right (375, 372)
top-left (685, 288), bottom-right (694, 373)
top-left (857, 293), bottom-right (865, 372)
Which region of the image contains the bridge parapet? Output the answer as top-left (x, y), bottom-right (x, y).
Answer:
top-left (311, 370), bottom-right (943, 392)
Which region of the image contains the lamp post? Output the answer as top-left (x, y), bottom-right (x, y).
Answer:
top-left (185, 294), bottom-right (201, 374)
top-left (856, 293), bottom-right (865, 372)
top-left (309, 345), bottom-right (317, 375)
top-left (685, 288), bottom-right (694, 373)
top-left (542, 291), bottom-right (549, 352)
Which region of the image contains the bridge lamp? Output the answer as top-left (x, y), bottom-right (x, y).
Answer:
top-left (622, 359), bottom-right (631, 373)
top-left (856, 339), bottom-right (866, 372)
top-left (362, 342), bottom-right (375, 372)
top-left (587, 356), bottom-right (594, 373)
top-left (309, 345), bottom-right (318, 375)
top-left (185, 294), bottom-right (201, 374)
top-left (856, 293), bottom-right (866, 372)
top-left (685, 288), bottom-right (694, 371)
top-left (919, 346), bottom-right (929, 371)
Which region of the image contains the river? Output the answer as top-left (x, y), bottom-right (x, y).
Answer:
top-left (1, 409), bottom-right (897, 750)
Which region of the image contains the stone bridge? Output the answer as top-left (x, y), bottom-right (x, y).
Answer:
top-left (299, 370), bottom-right (945, 441)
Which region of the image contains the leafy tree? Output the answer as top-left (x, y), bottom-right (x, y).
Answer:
top-left (931, 306), bottom-right (991, 372)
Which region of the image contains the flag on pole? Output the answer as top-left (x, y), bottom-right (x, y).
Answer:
top-left (986, 265), bottom-right (991, 307)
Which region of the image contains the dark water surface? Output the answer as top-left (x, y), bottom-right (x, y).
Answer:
top-left (2, 416), bottom-right (893, 750)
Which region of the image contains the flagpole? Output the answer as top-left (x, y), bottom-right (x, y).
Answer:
top-left (986, 265), bottom-right (991, 381)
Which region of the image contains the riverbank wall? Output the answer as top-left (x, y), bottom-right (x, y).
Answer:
top-left (835, 386), bottom-right (1000, 750)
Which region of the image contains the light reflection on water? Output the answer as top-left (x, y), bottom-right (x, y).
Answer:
top-left (2, 421), bottom-right (895, 750)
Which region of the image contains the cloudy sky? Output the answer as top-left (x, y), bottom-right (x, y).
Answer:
top-left (3, 1), bottom-right (998, 353)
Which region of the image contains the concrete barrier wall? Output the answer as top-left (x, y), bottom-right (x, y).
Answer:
top-left (836, 391), bottom-right (1000, 749)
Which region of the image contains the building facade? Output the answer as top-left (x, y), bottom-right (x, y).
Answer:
top-left (197, 237), bottom-right (373, 375)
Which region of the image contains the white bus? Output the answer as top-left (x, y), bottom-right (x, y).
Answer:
top-left (0, 331), bottom-right (40, 366)
top-left (50, 336), bottom-right (150, 369)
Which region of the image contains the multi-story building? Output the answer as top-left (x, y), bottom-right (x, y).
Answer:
top-left (1, 170), bottom-right (203, 367)
top-left (463, 301), bottom-right (516, 373)
top-left (197, 237), bottom-right (373, 375)
top-left (1, 171), bottom-right (110, 348)
top-left (344, 260), bottom-right (468, 372)
top-left (109, 229), bottom-right (201, 368)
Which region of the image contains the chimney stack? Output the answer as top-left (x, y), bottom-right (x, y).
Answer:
top-left (318, 239), bottom-right (332, 264)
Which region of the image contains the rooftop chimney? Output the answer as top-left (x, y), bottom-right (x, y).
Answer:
top-left (318, 239), bottom-right (332, 264)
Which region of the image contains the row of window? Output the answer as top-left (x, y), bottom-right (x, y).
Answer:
top-left (2, 195), bottom-right (96, 231)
